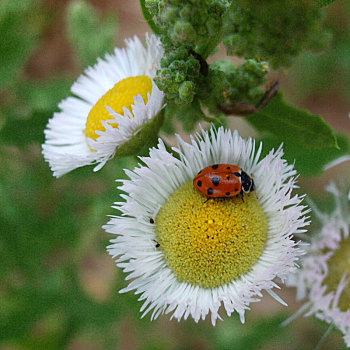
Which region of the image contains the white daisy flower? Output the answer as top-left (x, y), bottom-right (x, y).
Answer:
top-left (42, 34), bottom-right (165, 178)
top-left (104, 126), bottom-right (309, 325)
top-left (286, 183), bottom-right (350, 347)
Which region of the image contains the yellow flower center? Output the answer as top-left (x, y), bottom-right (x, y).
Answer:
top-left (85, 76), bottom-right (153, 140)
top-left (323, 234), bottom-right (350, 312)
top-left (155, 181), bottom-right (268, 288)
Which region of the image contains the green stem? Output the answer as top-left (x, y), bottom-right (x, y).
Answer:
top-left (315, 322), bottom-right (335, 350)
top-left (199, 29), bottom-right (223, 59)
top-left (139, 0), bottom-right (162, 35)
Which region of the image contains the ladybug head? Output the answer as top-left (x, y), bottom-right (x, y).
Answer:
top-left (240, 171), bottom-right (255, 193)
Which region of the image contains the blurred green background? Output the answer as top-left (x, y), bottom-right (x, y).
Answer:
top-left (1, 0), bottom-right (350, 349)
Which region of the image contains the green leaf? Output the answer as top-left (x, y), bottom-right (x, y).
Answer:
top-left (247, 93), bottom-right (338, 149)
top-left (0, 0), bottom-right (45, 91)
top-left (140, 0), bottom-right (162, 35)
top-left (66, 0), bottom-right (118, 68)
top-left (0, 110), bottom-right (49, 146)
top-left (0, 77), bottom-right (72, 147)
top-left (258, 133), bottom-right (350, 176)
top-left (213, 313), bottom-right (291, 350)
top-left (318, 0), bottom-right (338, 7)
top-left (25, 78), bottom-right (72, 113)
top-left (289, 2), bottom-right (350, 101)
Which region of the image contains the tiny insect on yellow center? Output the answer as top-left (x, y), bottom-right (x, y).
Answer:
top-left (323, 234), bottom-right (350, 312)
top-left (85, 76), bottom-right (153, 140)
top-left (155, 181), bottom-right (268, 288)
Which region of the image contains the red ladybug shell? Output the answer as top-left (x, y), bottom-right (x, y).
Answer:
top-left (193, 164), bottom-right (243, 198)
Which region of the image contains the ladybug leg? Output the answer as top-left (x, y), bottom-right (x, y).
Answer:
top-left (204, 198), bottom-right (210, 204)
top-left (153, 239), bottom-right (160, 248)
top-left (240, 191), bottom-right (245, 202)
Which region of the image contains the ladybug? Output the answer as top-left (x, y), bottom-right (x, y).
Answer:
top-left (193, 164), bottom-right (255, 198)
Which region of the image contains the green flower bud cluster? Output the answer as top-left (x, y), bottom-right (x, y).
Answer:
top-left (146, 0), bottom-right (228, 104)
top-left (200, 59), bottom-right (269, 114)
top-left (154, 46), bottom-right (201, 104)
top-left (223, 0), bottom-right (330, 68)
top-left (142, 0), bottom-right (330, 131)
top-left (146, 0), bottom-right (228, 56)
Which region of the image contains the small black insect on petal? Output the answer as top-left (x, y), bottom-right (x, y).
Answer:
top-left (150, 218), bottom-right (154, 224)
top-left (207, 188), bottom-right (213, 195)
top-left (212, 164), bottom-right (219, 169)
top-left (211, 177), bottom-right (219, 186)
top-left (197, 180), bottom-right (202, 187)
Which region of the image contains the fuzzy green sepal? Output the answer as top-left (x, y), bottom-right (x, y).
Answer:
top-left (114, 109), bottom-right (164, 158)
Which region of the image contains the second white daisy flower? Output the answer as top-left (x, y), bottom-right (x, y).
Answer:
top-left (105, 126), bottom-right (309, 325)
top-left (287, 183), bottom-right (350, 348)
top-left (42, 34), bottom-right (164, 178)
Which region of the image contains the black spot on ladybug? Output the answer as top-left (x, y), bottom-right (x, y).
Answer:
top-left (212, 164), bottom-right (219, 169)
top-left (211, 177), bottom-right (219, 186)
top-left (207, 188), bottom-right (213, 195)
top-left (197, 180), bottom-right (202, 187)
top-left (235, 188), bottom-right (239, 192)
top-left (226, 175), bottom-right (230, 180)
top-left (225, 192), bottom-right (230, 195)
top-left (150, 218), bottom-right (154, 224)
top-left (226, 166), bottom-right (231, 169)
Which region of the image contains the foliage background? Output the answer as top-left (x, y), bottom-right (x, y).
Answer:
top-left (0, 0), bottom-right (350, 349)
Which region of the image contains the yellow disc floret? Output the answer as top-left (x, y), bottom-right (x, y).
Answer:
top-left (85, 76), bottom-right (152, 140)
top-left (155, 181), bottom-right (268, 288)
top-left (323, 235), bottom-right (350, 312)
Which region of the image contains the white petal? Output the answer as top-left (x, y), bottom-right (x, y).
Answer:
top-left (286, 183), bottom-right (350, 347)
top-left (42, 34), bottom-right (164, 177)
top-left (106, 126), bottom-right (308, 324)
